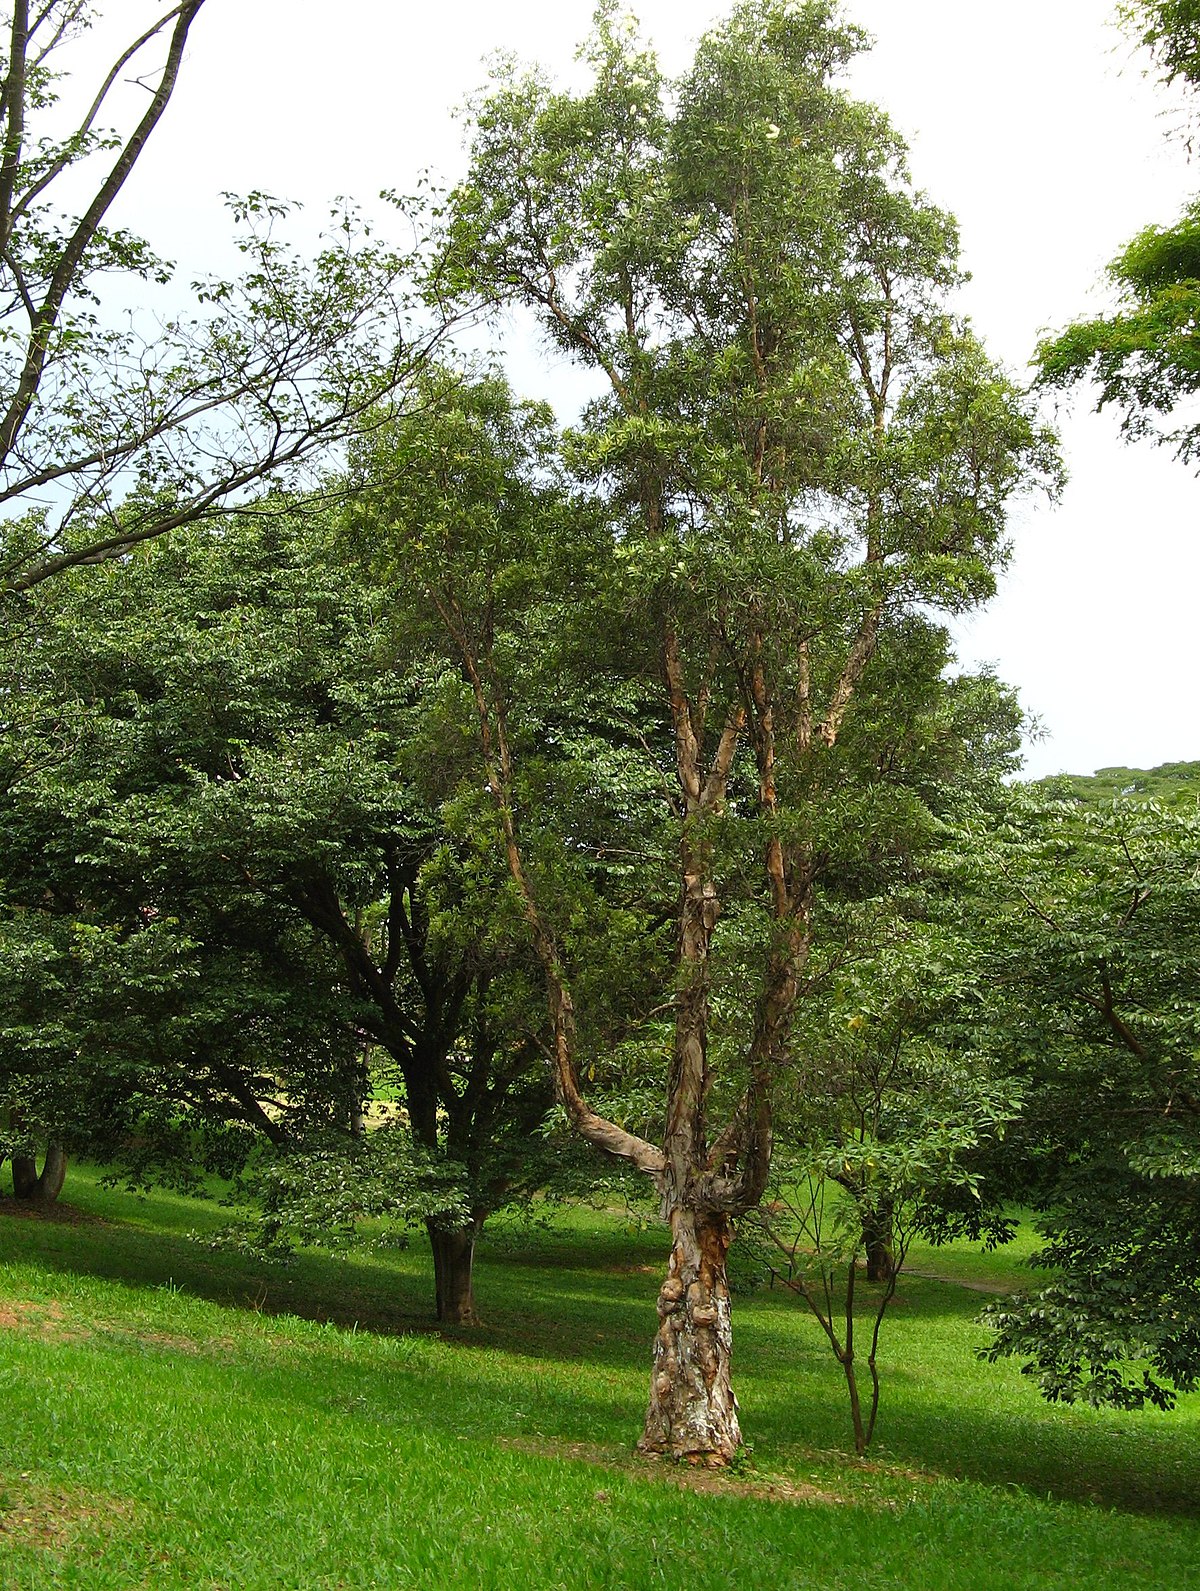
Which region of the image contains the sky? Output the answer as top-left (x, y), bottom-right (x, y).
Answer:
top-left (77, 0), bottom-right (1200, 778)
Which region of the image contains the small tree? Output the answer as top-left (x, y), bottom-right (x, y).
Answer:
top-left (757, 917), bottom-right (1018, 1453)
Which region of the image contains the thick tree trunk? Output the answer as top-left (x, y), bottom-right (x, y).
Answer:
top-left (426, 1217), bottom-right (481, 1325)
top-left (11, 1141), bottom-right (67, 1202)
top-left (639, 1207), bottom-right (741, 1464)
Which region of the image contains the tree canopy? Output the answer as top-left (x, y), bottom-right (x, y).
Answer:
top-left (1037, 0), bottom-right (1200, 458)
top-left (0, 1), bottom-right (444, 593)
top-left (0, 505), bottom-right (583, 1320)
top-left (427, 0), bottom-right (1055, 1461)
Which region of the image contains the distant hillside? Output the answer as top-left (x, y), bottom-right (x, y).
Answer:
top-left (1036, 760), bottom-right (1200, 808)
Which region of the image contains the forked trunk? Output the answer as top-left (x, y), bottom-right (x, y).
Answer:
top-left (426, 1217), bottom-right (481, 1325)
top-left (11, 1141), bottom-right (67, 1202)
top-left (639, 1207), bottom-right (741, 1464)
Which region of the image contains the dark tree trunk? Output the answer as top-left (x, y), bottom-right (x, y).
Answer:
top-left (863, 1201), bottom-right (894, 1284)
top-left (10, 1153), bottom-right (36, 1197)
top-left (639, 1207), bottom-right (741, 1464)
top-left (426, 1217), bottom-right (481, 1325)
top-left (11, 1141), bottom-right (67, 1202)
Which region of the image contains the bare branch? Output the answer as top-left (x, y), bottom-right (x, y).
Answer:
top-left (0, 1), bottom-right (206, 467)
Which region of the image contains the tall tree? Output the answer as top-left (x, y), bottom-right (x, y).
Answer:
top-left (422, 0), bottom-right (1055, 1463)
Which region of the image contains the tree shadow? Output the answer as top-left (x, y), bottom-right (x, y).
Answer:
top-left (0, 1195), bottom-right (658, 1369)
top-left (736, 1287), bottom-right (1200, 1521)
top-left (3, 1196), bottom-right (1197, 1523)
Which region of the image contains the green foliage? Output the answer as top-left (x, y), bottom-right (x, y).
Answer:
top-left (215, 1129), bottom-right (472, 1261)
top-left (1121, 0), bottom-right (1200, 87)
top-left (347, 368), bottom-right (681, 1071)
top-left (0, 507), bottom-right (562, 1268)
top-left (783, 918), bottom-right (1020, 1241)
top-left (945, 791), bottom-right (1200, 1409)
top-left (752, 913), bottom-right (1019, 1450)
top-left (0, 3), bottom-right (437, 592)
top-left (0, 510), bottom-right (382, 1172)
top-left (1037, 200), bottom-right (1200, 459)
top-left (442, 0), bottom-right (1058, 638)
top-left (1038, 2), bottom-right (1200, 455)
top-left (1039, 759), bottom-right (1200, 809)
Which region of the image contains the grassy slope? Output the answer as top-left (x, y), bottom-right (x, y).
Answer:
top-left (0, 1170), bottom-right (1197, 1590)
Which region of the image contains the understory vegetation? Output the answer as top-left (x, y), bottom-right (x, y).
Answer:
top-left (0, 1169), bottom-right (1197, 1590)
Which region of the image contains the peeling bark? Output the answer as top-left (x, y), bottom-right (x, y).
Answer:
top-left (639, 1207), bottom-right (741, 1463)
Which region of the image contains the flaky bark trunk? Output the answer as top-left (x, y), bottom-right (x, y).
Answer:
top-left (426, 1217), bottom-right (481, 1325)
top-left (11, 1140), bottom-right (66, 1201)
top-left (639, 1207), bottom-right (741, 1463)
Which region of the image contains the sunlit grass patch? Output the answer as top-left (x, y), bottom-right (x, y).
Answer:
top-left (0, 1169), bottom-right (1196, 1589)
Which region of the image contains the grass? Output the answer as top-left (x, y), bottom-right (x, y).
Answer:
top-left (0, 1168), bottom-right (1197, 1589)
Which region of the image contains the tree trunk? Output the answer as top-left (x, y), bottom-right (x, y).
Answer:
top-left (426, 1217), bottom-right (481, 1325)
top-left (10, 1152), bottom-right (36, 1197)
top-left (863, 1201), bottom-right (894, 1284)
top-left (639, 1207), bottom-right (741, 1464)
top-left (11, 1140), bottom-right (67, 1202)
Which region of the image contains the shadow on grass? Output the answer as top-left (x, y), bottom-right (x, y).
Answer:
top-left (736, 1285), bottom-right (1200, 1521)
top-left (0, 1194), bottom-right (660, 1369)
top-left (3, 1193), bottom-right (1198, 1525)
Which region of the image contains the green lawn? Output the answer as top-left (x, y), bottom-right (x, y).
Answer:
top-left (0, 1169), bottom-right (1196, 1589)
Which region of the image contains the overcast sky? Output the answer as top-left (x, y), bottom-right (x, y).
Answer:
top-left (87, 0), bottom-right (1200, 777)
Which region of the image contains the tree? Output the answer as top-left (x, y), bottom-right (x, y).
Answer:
top-left (0, 508), bottom-right (564, 1322)
top-left (1121, 1), bottom-right (1200, 89)
top-left (1037, 3), bottom-right (1200, 456)
top-left (0, 2), bottom-right (441, 595)
top-left (422, 1), bottom-right (1054, 1462)
top-left (0, 861), bottom-right (356, 1192)
top-left (0, 534), bottom-right (369, 1194)
top-left (757, 912), bottom-right (1019, 1454)
top-left (949, 790), bottom-right (1200, 1411)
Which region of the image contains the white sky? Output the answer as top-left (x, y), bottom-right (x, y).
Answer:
top-left (83, 0), bottom-right (1200, 777)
